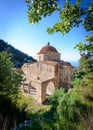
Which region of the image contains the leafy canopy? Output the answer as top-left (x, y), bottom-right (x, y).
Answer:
top-left (26, 0), bottom-right (93, 35)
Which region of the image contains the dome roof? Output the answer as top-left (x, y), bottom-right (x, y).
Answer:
top-left (38, 43), bottom-right (58, 54)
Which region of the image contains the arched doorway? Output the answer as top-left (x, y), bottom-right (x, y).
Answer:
top-left (46, 81), bottom-right (55, 98)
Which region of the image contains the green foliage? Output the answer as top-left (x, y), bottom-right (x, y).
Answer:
top-left (57, 90), bottom-right (81, 121)
top-left (26, 0), bottom-right (93, 35)
top-left (0, 95), bottom-right (27, 130)
top-left (74, 34), bottom-right (93, 56)
top-left (22, 1), bottom-right (93, 129)
top-left (48, 88), bottom-right (65, 107)
top-left (48, 1), bottom-right (82, 35)
top-left (26, 0), bottom-right (58, 24)
top-left (83, 3), bottom-right (93, 31)
top-left (0, 51), bottom-right (22, 99)
top-left (73, 32), bottom-right (93, 102)
top-left (47, 47), bottom-right (93, 129)
top-left (48, 0), bottom-right (93, 35)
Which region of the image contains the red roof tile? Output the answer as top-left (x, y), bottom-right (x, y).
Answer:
top-left (38, 44), bottom-right (58, 54)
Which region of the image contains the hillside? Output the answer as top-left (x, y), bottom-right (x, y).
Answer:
top-left (0, 39), bottom-right (36, 67)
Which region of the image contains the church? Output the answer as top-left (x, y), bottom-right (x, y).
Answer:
top-left (21, 43), bottom-right (73, 104)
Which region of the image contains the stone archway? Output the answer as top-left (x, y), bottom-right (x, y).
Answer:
top-left (46, 81), bottom-right (55, 98)
top-left (40, 78), bottom-right (55, 103)
top-left (22, 78), bottom-right (56, 104)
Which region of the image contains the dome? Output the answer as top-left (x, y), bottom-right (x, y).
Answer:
top-left (38, 43), bottom-right (58, 54)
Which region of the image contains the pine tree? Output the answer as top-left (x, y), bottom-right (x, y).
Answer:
top-left (0, 51), bottom-right (22, 99)
top-left (73, 34), bottom-right (93, 103)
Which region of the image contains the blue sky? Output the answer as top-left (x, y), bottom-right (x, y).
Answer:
top-left (0, 0), bottom-right (88, 65)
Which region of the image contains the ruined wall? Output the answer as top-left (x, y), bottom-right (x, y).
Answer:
top-left (21, 61), bottom-right (74, 104)
top-left (54, 64), bottom-right (60, 89)
top-left (59, 65), bottom-right (73, 88)
top-left (21, 62), bottom-right (55, 82)
top-left (41, 79), bottom-right (55, 103)
top-left (22, 62), bottom-right (73, 89)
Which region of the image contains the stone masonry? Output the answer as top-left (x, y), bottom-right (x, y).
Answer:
top-left (21, 43), bottom-right (73, 104)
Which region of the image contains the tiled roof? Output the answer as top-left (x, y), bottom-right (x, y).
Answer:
top-left (41, 60), bottom-right (72, 67)
top-left (59, 60), bottom-right (71, 66)
top-left (38, 44), bottom-right (58, 54)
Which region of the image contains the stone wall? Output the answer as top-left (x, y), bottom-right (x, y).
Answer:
top-left (37, 52), bottom-right (60, 61)
top-left (21, 61), bottom-right (74, 103)
top-left (21, 62), bottom-right (55, 82)
top-left (22, 62), bottom-right (73, 91)
top-left (59, 65), bottom-right (73, 88)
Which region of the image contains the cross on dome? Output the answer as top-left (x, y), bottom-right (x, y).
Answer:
top-left (47, 42), bottom-right (50, 46)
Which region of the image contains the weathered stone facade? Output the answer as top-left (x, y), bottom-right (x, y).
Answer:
top-left (21, 44), bottom-right (73, 104)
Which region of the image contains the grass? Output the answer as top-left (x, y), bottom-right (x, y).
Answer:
top-left (16, 91), bottom-right (51, 113)
top-left (15, 91), bottom-right (52, 130)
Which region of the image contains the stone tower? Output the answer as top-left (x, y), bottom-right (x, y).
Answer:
top-left (37, 43), bottom-right (61, 61)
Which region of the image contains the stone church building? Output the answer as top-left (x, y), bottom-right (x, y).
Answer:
top-left (21, 43), bottom-right (73, 104)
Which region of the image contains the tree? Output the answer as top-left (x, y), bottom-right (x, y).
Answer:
top-left (25, 0), bottom-right (93, 129)
top-left (0, 51), bottom-right (23, 129)
top-left (48, 88), bottom-right (65, 107)
top-left (72, 34), bottom-right (93, 103)
top-left (0, 51), bottom-right (22, 99)
top-left (26, 0), bottom-right (58, 23)
top-left (26, 0), bottom-right (93, 34)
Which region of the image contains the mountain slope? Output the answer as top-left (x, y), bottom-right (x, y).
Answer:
top-left (0, 39), bottom-right (36, 67)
